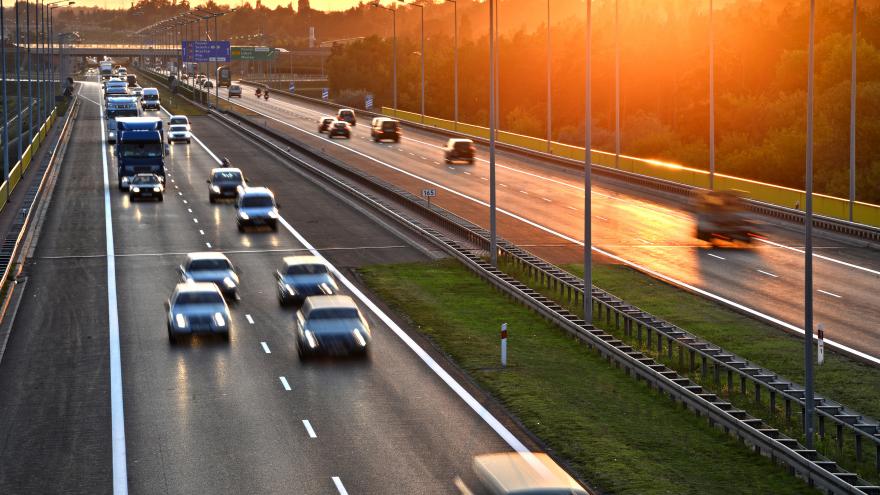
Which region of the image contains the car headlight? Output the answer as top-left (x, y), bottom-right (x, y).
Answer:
top-left (238, 211), bottom-right (249, 220)
top-left (304, 330), bottom-right (318, 349)
top-left (352, 329), bottom-right (367, 347)
top-left (213, 312), bottom-right (226, 327)
top-left (121, 176), bottom-right (130, 184)
top-left (222, 277), bottom-right (236, 289)
top-left (211, 185), bottom-right (220, 193)
top-left (153, 186), bottom-right (161, 192)
top-left (175, 313), bottom-right (187, 329)
top-left (268, 210), bottom-right (278, 219)
top-left (131, 187), bottom-right (140, 193)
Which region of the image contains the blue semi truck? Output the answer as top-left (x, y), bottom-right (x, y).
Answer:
top-left (115, 117), bottom-right (168, 190)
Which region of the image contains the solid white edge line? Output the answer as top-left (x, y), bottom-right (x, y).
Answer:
top-left (818, 289), bottom-right (843, 299)
top-left (260, 341), bottom-right (270, 353)
top-left (279, 376), bottom-right (291, 391)
top-left (756, 237), bottom-right (880, 276)
top-left (331, 476), bottom-right (348, 495)
top-left (707, 253), bottom-right (726, 260)
top-left (99, 88), bottom-right (129, 495)
top-left (302, 419), bottom-right (317, 438)
top-left (757, 269), bottom-right (779, 278)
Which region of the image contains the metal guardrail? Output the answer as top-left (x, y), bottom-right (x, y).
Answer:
top-left (209, 102), bottom-right (880, 495)
top-left (232, 77), bottom-right (880, 245)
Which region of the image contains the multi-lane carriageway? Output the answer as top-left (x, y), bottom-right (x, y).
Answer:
top-left (216, 79), bottom-right (880, 362)
top-left (0, 79), bottom-right (552, 493)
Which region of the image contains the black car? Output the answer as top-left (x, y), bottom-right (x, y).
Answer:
top-left (337, 108), bottom-right (357, 126)
top-left (208, 167), bottom-right (245, 203)
top-left (318, 116), bottom-right (335, 133)
top-left (444, 138), bottom-right (476, 164)
top-left (371, 118), bottom-right (401, 143)
top-left (276, 255), bottom-right (339, 305)
top-left (128, 173), bottom-right (164, 201)
top-left (328, 121), bottom-right (351, 139)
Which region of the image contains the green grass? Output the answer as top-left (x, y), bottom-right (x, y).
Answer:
top-left (360, 259), bottom-right (820, 495)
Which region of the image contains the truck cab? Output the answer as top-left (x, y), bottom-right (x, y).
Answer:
top-left (115, 117), bottom-right (168, 190)
top-left (105, 97), bottom-right (140, 143)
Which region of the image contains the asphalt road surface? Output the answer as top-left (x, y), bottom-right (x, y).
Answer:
top-left (214, 80), bottom-right (880, 361)
top-left (0, 79), bottom-right (538, 494)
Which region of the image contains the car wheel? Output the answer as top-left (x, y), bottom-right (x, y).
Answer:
top-left (157, 194), bottom-right (164, 202)
top-left (394, 137), bottom-right (400, 143)
top-left (468, 159), bottom-right (475, 165)
top-left (167, 324), bottom-right (177, 344)
top-left (221, 331), bottom-right (230, 342)
top-left (187, 139), bottom-right (191, 144)
top-left (237, 223), bottom-right (245, 233)
top-left (270, 221), bottom-right (279, 232)
top-left (297, 343), bottom-right (308, 360)
top-left (209, 195), bottom-right (216, 204)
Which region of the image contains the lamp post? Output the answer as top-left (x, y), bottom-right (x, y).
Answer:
top-left (447, 0), bottom-right (457, 127)
top-left (26, 0), bottom-right (33, 142)
top-left (584, 0), bottom-right (592, 324)
top-left (371, 2), bottom-right (397, 117)
top-left (803, 0), bottom-right (816, 451)
top-left (489, 0), bottom-right (496, 266)
top-left (400, 0), bottom-right (424, 123)
top-left (196, 8), bottom-right (236, 106)
top-left (48, 1), bottom-right (73, 107)
top-left (614, 0), bottom-right (620, 169)
top-left (709, 0), bottom-right (715, 189)
top-left (848, 0), bottom-right (857, 221)
top-left (14, 0), bottom-right (22, 158)
top-left (546, 0), bottom-right (551, 151)
top-left (2, 0), bottom-right (8, 178)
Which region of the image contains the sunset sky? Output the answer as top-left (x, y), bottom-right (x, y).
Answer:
top-left (75, 0), bottom-right (376, 10)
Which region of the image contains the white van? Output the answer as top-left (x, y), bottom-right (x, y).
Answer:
top-left (105, 97), bottom-right (140, 143)
top-left (141, 87), bottom-right (160, 111)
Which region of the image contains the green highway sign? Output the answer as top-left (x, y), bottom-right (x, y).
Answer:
top-left (231, 46), bottom-right (277, 61)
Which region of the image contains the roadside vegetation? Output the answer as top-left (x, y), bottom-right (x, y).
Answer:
top-left (360, 259), bottom-right (820, 495)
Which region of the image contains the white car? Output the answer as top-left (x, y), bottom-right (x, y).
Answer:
top-left (168, 124), bottom-right (192, 144)
top-left (168, 115), bottom-right (191, 131)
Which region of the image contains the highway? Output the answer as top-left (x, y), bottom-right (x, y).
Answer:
top-left (214, 80), bottom-right (880, 361)
top-left (0, 79), bottom-right (534, 493)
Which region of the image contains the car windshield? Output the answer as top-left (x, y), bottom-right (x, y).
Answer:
top-left (170, 118), bottom-right (187, 125)
top-left (339, 111), bottom-right (353, 118)
top-left (108, 109), bottom-right (138, 118)
top-left (175, 291), bottom-right (223, 305)
top-left (143, 94), bottom-right (158, 100)
top-left (230, 86), bottom-right (240, 91)
top-left (334, 122), bottom-right (347, 128)
top-left (241, 196), bottom-right (274, 208)
top-left (382, 121), bottom-right (397, 131)
top-left (286, 264), bottom-right (328, 276)
top-left (213, 171), bottom-right (242, 183)
top-left (308, 308), bottom-right (359, 320)
top-left (119, 142), bottom-right (163, 158)
top-left (454, 141), bottom-right (472, 151)
top-left (170, 125), bottom-right (188, 132)
top-left (188, 259), bottom-right (231, 271)
top-left (130, 175), bottom-right (158, 185)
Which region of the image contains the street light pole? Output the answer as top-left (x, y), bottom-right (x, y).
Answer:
top-left (614, 0), bottom-right (620, 169)
top-left (372, 2), bottom-right (397, 117)
top-left (804, 0), bottom-right (816, 451)
top-left (1, 0), bottom-right (8, 178)
top-left (14, 0), bottom-right (22, 158)
top-left (709, 0), bottom-right (715, 190)
top-left (546, 0), bottom-right (551, 152)
top-left (848, 0), bottom-right (857, 221)
top-left (448, 0), bottom-right (458, 127)
top-left (489, 0), bottom-right (497, 266)
top-left (407, 1), bottom-right (425, 123)
top-left (584, 0), bottom-right (592, 324)
top-left (26, 0), bottom-right (33, 142)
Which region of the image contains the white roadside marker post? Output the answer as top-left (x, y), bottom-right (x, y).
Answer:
top-left (501, 322), bottom-right (508, 367)
top-left (817, 324), bottom-right (825, 365)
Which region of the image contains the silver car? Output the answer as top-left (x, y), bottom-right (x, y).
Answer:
top-left (166, 282), bottom-right (231, 343)
top-left (236, 187), bottom-right (280, 232)
top-left (168, 124), bottom-right (192, 144)
top-left (276, 256), bottom-right (338, 305)
top-left (296, 295), bottom-right (371, 359)
top-left (179, 252), bottom-right (239, 300)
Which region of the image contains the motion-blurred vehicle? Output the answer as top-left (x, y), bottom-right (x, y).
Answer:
top-left (327, 121), bottom-right (351, 139)
top-left (444, 138), bottom-right (476, 164)
top-left (470, 452), bottom-right (589, 495)
top-left (694, 190), bottom-right (756, 243)
top-left (115, 117), bottom-right (168, 190)
top-left (141, 87), bottom-right (160, 111)
top-left (179, 252), bottom-right (240, 300)
top-left (202, 80), bottom-right (214, 89)
top-left (275, 256), bottom-right (339, 305)
top-left (103, 83), bottom-right (129, 101)
top-left (167, 124), bottom-right (191, 144)
top-left (371, 117), bottom-right (401, 143)
top-left (263, 90), bottom-right (269, 100)
top-left (166, 282), bottom-right (231, 343)
top-left (295, 295), bottom-right (371, 359)
top-left (236, 187), bottom-right (280, 232)
top-left (228, 84), bottom-right (242, 98)
top-left (105, 96), bottom-right (139, 143)
top-left (207, 167), bottom-right (245, 202)
top-left (130, 86), bottom-right (144, 99)
top-left (127, 173), bottom-right (164, 201)
top-left (255, 87), bottom-right (262, 98)
top-left (336, 108), bottom-right (357, 126)
top-left (217, 65), bottom-right (231, 87)
top-left (168, 115), bottom-right (190, 131)
top-left (126, 74), bottom-right (137, 87)
top-left (318, 116), bottom-right (335, 133)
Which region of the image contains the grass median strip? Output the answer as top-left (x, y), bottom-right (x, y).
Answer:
top-left (360, 259), bottom-right (818, 495)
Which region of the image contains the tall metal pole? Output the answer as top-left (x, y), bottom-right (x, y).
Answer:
top-left (452, 0), bottom-right (458, 126)
top-left (26, 0), bottom-right (33, 142)
top-left (804, 0), bottom-right (816, 451)
top-left (583, 0), bottom-right (592, 324)
top-left (36, 0), bottom-right (41, 122)
top-left (214, 15), bottom-right (219, 105)
top-left (848, 0), bottom-right (857, 221)
top-left (614, 0), bottom-right (619, 169)
top-left (489, 0), bottom-right (497, 266)
top-left (392, 8), bottom-right (397, 116)
top-left (14, 0), bottom-right (22, 159)
top-left (1, 0), bottom-right (8, 178)
top-left (709, 0), bottom-right (715, 190)
top-left (418, 3), bottom-right (425, 123)
top-left (494, 1), bottom-right (499, 136)
top-left (546, 0), bottom-right (551, 152)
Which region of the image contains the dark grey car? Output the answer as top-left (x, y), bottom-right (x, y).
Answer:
top-left (179, 252), bottom-right (240, 300)
top-left (166, 283), bottom-right (231, 343)
top-left (296, 295), bottom-right (371, 359)
top-left (276, 256), bottom-right (339, 305)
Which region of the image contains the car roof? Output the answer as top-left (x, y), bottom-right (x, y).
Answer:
top-left (473, 453), bottom-right (587, 494)
top-left (211, 167), bottom-right (242, 175)
top-left (174, 282), bottom-right (223, 295)
top-left (448, 138), bottom-right (473, 144)
top-left (338, 108), bottom-right (354, 113)
top-left (170, 115), bottom-right (188, 120)
top-left (321, 116), bottom-right (335, 121)
top-left (303, 295), bottom-right (358, 314)
top-left (186, 251), bottom-right (230, 262)
top-left (107, 97), bottom-right (137, 103)
top-left (282, 255), bottom-right (325, 268)
top-left (239, 186), bottom-right (274, 197)
top-left (142, 87), bottom-right (159, 93)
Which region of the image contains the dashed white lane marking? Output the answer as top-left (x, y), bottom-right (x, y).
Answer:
top-left (818, 289), bottom-right (842, 299)
top-left (302, 420), bottom-right (317, 438)
top-left (541, 197), bottom-right (552, 203)
top-left (332, 477), bottom-right (348, 495)
top-left (757, 269), bottom-right (779, 278)
top-left (463, 171), bottom-right (471, 175)
top-left (187, 208), bottom-right (193, 213)
top-left (246, 314), bottom-right (255, 324)
top-left (199, 230), bottom-right (205, 235)
top-left (708, 253), bottom-right (726, 260)
top-left (205, 242), bottom-right (212, 248)
top-left (261, 341), bottom-right (271, 353)
top-left (500, 183), bottom-right (508, 188)
top-left (408, 152), bottom-right (415, 156)
top-left (279, 377), bottom-right (291, 391)
top-left (480, 177), bottom-right (488, 181)
top-left (519, 190), bottom-right (529, 195)
top-left (566, 206), bottom-right (578, 211)
top-left (434, 161), bottom-right (441, 165)
top-left (193, 218), bottom-right (199, 224)
top-left (177, 192), bottom-right (182, 196)
top-left (596, 215), bottom-right (609, 221)
top-left (447, 166), bottom-right (455, 170)
top-left (636, 238), bottom-right (652, 244)
top-left (182, 199), bottom-right (187, 204)
top-left (755, 237), bottom-right (880, 277)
